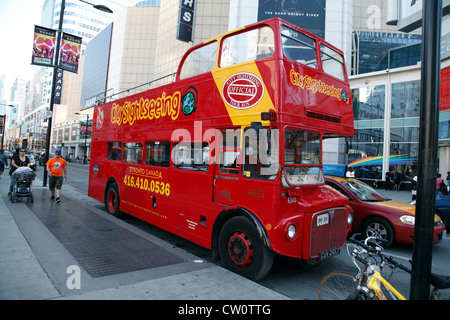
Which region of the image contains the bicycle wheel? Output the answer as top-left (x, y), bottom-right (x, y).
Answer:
top-left (318, 272), bottom-right (359, 300)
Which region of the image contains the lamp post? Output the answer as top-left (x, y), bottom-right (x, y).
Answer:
top-left (43, 0), bottom-right (112, 186)
top-left (0, 104), bottom-right (15, 150)
top-left (75, 112), bottom-right (89, 164)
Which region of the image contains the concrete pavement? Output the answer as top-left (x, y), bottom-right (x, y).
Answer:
top-left (0, 168), bottom-right (414, 301)
top-left (0, 170), bottom-right (288, 300)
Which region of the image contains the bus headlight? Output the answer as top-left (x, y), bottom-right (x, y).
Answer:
top-left (287, 223), bottom-right (297, 241)
top-left (348, 212), bottom-right (353, 226)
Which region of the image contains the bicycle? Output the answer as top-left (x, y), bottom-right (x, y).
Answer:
top-left (318, 234), bottom-right (450, 300)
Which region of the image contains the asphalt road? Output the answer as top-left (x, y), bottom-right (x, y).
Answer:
top-left (62, 162), bottom-right (450, 300)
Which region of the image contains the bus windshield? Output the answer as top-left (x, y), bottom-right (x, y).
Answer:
top-left (283, 129), bottom-right (324, 186)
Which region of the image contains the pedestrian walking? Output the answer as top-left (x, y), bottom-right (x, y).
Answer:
top-left (447, 172), bottom-right (450, 192)
top-left (46, 149), bottom-right (67, 203)
top-left (393, 172), bottom-right (401, 190)
top-left (8, 148), bottom-right (31, 196)
top-left (0, 149), bottom-right (7, 168)
top-left (385, 172), bottom-right (392, 190)
top-left (436, 173), bottom-right (444, 198)
top-left (0, 153), bottom-right (4, 178)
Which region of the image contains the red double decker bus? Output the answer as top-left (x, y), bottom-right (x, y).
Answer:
top-left (88, 18), bottom-right (354, 280)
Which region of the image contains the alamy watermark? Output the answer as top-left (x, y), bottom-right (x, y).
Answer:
top-left (66, 265), bottom-right (81, 290)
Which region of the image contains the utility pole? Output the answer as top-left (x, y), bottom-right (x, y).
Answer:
top-left (410, 0), bottom-right (442, 300)
top-left (43, 0), bottom-right (65, 187)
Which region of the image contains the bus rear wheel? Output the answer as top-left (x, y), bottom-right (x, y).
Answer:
top-left (105, 183), bottom-right (123, 218)
top-left (218, 216), bottom-right (273, 281)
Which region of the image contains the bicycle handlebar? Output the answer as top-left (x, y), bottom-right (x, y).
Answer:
top-left (348, 234), bottom-right (411, 273)
top-left (348, 234), bottom-right (450, 292)
top-left (348, 233), bottom-right (381, 254)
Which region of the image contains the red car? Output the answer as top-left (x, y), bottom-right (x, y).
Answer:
top-left (325, 175), bottom-right (446, 247)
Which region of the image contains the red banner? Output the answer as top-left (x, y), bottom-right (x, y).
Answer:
top-left (31, 25), bottom-right (56, 67)
top-left (59, 32), bottom-right (82, 73)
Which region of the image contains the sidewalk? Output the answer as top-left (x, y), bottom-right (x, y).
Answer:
top-left (0, 170), bottom-right (414, 300)
top-left (0, 172), bottom-right (288, 300)
top-left (377, 188), bottom-right (414, 204)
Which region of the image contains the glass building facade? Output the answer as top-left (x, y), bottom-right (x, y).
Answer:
top-left (349, 26), bottom-right (450, 187)
top-left (351, 31), bottom-right (422, 75)
top-left (349, 65), bottom-right (450, 186)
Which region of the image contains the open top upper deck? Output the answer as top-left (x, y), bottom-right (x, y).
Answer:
top-left (97, 18), bottom-right (353, 139)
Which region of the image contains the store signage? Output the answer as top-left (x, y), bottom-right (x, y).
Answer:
top-left (177, 0), bottom-right (196, 42)
top-left (54, 68), bottom-right (64, 104)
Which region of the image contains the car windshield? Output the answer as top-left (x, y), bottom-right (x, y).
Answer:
top-left (341, 179), bottom-right (390, 202)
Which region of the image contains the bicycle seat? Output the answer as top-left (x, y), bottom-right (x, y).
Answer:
top-left (430, 273), bottom-right (450, 290)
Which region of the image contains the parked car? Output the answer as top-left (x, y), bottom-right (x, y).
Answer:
top-left (410, 195), bottom-right (450, 230)
top-left (325, 175), bottom-right (446, 247)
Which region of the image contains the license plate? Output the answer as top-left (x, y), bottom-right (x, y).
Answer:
top-left (319, 248), bottom-right (340, 260)
top-left (317, 213), bottom-right (329, 226)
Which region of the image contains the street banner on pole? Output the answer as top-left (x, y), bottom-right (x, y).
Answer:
top-left (59, 32), bottom-right (82, 73)
top-left (0, 115), bottom-right (4, 133)
top-left (31, 25), bottom-right (56, 67)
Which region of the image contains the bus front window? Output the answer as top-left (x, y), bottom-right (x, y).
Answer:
top-left (283, 129), bottom-right (324, 186)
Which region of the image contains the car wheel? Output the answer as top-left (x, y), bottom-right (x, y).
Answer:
top-left (360, 217), bottom-right (395, 247)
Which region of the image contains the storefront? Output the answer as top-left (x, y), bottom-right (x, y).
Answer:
top-left (348, 59), bottom-right (450, 188)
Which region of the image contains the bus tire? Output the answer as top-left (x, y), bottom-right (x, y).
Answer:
top-left (218, 216), bottom-right (273, 281)
top-left (105, 183), bottom-right (123, 218)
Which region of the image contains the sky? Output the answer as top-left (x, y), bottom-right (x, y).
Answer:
top-left (0, 0), bottom-right (45, 85)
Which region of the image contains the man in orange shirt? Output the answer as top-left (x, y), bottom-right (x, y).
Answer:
top-left (46, 149), bottom-right (68, 203)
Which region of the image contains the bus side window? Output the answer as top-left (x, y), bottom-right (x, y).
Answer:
top-left (320, 43), bottom-right (345, 81)
top-left (145, 141), bottom-right (170, 167)
top-left (281, 25), bottom-right (317, 68)
top-left (179, 41), bottom-right (217, 79)
top-left (220, 27), bottom-right (274, 67)
top-left (108, 142), bottom-right (122, 161)
top-left (173, 142), bottom-right (209, 172)
top-left (124, 142), bottom-right (143, 164)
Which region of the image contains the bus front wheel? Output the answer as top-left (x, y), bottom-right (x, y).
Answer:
top-left (218, 216), bottom-right (273, 281)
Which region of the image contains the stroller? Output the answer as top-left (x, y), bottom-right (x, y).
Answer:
top-left (10, 167), bottom-right (36, 203)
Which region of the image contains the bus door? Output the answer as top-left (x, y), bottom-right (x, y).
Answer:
top-left (213, 128), bottom-right (241, 206)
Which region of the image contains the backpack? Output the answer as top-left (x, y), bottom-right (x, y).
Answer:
top-left (440, 181), bottom-right (448, 196)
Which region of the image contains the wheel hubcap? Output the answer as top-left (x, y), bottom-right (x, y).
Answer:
top-left (227, 231), bottom-right (254, 267)
top-left (366, 222), bottom-right (387, 240)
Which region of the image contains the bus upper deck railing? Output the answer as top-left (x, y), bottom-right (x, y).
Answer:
top-left (86, 72), bottom-right (177, 107)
